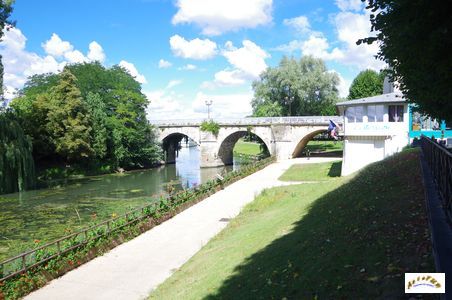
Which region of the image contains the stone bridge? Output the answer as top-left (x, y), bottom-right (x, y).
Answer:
top-left (151, 116), bottom-right (342, 168)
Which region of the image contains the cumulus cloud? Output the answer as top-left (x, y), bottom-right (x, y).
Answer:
top-left (118, 60), bottom-right (147, 84)
top-left (1, 28), bottom-right (65, 95)
top-left (300, 34), bottom-right (344, 60)
top-left (283, 16), bottom-right (311, 34)
top-left (201, 40), bottom-right (269, 88)
top-left (191, 92), bottom-right (253, 118)
top-left (170, 35), bottom-right (217, 60)
top-left (158, 59), bottom-right (172, 68)
top-left (87, 41), bottom-right (106, 62)
top-left (172, 0), bottom-right (272, 36)
top-left (42, 33), bottom-right (73, 57)
top-left (146, 89), bottom-right (254, 120)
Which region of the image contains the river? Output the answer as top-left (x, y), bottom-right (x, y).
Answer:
top-left (0, 147), bottom-right (236, 261)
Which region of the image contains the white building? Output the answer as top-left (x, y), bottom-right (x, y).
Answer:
top-left (336, 86), bottom-right (409, 176)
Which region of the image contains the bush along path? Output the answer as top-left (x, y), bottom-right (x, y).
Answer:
top-left (0, 157), bottom-right (275, 300)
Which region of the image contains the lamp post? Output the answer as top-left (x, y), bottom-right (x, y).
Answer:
top-left (284, 86), bottom-right (294, 116)
top-left (205, 99), bottom-right (213, 119)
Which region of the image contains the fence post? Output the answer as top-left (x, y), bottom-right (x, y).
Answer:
top-left (21, 254), bottom-right (26, 272)
top-left (57, 241), bottom-right (61, 255)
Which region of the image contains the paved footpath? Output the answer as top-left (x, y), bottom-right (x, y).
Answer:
top-left (26, 157), bottom-right (339, 300)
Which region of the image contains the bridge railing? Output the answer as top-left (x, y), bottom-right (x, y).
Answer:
top-left (150, 116), bottom-right (342, 127)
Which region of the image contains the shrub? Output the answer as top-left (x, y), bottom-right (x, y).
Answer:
top-left (200, 120), bottom-right (220, 136)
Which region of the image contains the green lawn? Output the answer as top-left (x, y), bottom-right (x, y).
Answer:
top-left (278, 161), bottom-right (342, 181)
top-left (233, 139), bottom-right (262, 156)
top-left (305, 140), bottom-right (343, 153)
top-left (149, 149), bottom-right (433, 299)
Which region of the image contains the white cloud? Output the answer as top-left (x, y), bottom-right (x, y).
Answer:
top-left (1, 28), bottom-right (65, 92)
top-left (283, 16), bottom-right (311, 34)
top-left (179, 64), bottom-right (197, 70)
top-left (42, 33), bottom-right (73, 57)
top-left (222, 40), bottom-right (269, 78)
top-left (192, 92), bottom-right (253, 118)
top-left (170, 35), bottom-right (217, 60)
top-left (64, 49), bottom-right (88, 63)
top-left (146, 89), bottom-right (254, 120)
top-left (166, 79), bottom-right (182, 89)
top-left (118, 60), bottom-right (147, 84)
top-left (158, 59), bottom-right (172, 68)
top-left (172, 0), bottom-right (272, 36)
top-left (87, 41), bottom-right (105, 62)
top-left (335, 0), bottom-right (363, 12)
top-left (300, 34), bottom-right (344, 61)
top-left (330, 70), bottom-right (351, 98)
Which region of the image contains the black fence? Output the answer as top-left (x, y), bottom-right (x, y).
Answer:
top-left (420, 136), bottom-right (452, 223)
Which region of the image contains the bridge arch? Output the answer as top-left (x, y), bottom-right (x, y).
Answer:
top-left (291, 129), bottom-right (327, 158)
top-left (161, 132), bottom-right (199, 164)
top-left (217, 130), bottom-right (270, 165)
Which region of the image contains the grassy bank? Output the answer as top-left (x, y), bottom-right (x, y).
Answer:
top-left (150, 149), bottom-right (433, 299)
top-left (305, 140), bottom-right (343, 153)
top-left (279, 160), bottom-right (342, 181)
top-left (233, 140), bottom-right (262, 156)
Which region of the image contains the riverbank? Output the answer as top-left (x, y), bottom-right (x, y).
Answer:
top-left (23, 157), bottom-right (338, 300)
top-left (150, 149), bottom-right (433, 299)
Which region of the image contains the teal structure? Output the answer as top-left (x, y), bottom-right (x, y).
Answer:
top-left (408, 105), bottom-right (452, 140)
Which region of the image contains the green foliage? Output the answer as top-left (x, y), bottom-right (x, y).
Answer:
top-left (200, 120), bottom-right (220, 136)
top-left (0, 157), bottom-right (275, 299)
top-left (348, 69), bottom-right (384, 100)
top-left (252, 56), bottom-right (340, 117)
top-left (0, 110), bottom-right (35, 193)
top-left (360, 0), bottom-right (452, 121)
top-left (46, 68), bottom-right (93, 161)
top-left (11, 62), bottom-right (163, 173)
top-left (0, 0), bottom-right (15, 101)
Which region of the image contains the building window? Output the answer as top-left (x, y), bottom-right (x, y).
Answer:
top-left (389, 105), bottom-right (404, 122)
top-left (367, 105), bottom-right (384, 122)
top-left (346, 106), bottom-right (363, 123)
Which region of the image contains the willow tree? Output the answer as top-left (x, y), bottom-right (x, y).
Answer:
top-left (0, 111), bottom-right (35, 194)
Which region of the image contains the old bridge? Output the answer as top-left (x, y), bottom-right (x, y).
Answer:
top-left (151, 116), bottom-right (342, 168)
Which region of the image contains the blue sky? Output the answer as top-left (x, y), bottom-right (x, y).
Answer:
top-left (1, 0), bottom-right (385, 119)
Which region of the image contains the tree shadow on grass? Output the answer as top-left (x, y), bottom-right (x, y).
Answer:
top-left (205, 151), bottom-right (434, 299)
top-left (327, 161), bottom-right (342, 178)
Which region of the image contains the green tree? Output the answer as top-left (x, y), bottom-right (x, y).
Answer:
top-left (0, 110), bottom-right (35, 193)
top-left (0, 0), bottom-right (15, 102)
top-left (252, 56), bottom-right (340, 117)
top-left (85, 92), bottom-right (107, 159)
top-left (348, 69), bottom-right (384, 99)
top-left (360, 0), bottom-right (452, 120)
top-left (46, 68), bottom-right (93, 162)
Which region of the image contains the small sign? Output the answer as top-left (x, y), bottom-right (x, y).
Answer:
top-left (405, 273), bottom-right (445, 294)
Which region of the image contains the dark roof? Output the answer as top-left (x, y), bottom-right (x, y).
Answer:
top-left (336, 92), bottom-right (406, 106)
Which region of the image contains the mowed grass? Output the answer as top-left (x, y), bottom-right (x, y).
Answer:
top-left (278, 160), bottom-right (342, 181)
top-left (149, 149), bottom-right (433, 299)
top-left (233, 139), bottom-right (262, 156)
top-left (305, 140), bottom-right (343, 153)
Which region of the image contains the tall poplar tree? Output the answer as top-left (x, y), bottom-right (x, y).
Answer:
top-left (46, 68), bottom-right (93, 162)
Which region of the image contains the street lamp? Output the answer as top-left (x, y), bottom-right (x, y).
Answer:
top-left (284, 86), bottom-right (294, 116)
top-left (205, 99), bottom-right (213, 119)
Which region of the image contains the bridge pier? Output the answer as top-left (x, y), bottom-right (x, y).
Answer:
top-left (164, 140), bottom-right (179, 164)
top-left (200, 132), bottom-right (224, 168)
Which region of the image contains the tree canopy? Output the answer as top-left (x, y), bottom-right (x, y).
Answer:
top-left (360, 0), bottom-right (452, 121)
top-left (348, 69), bottom-right (385, 100)
top-left (251, 56), bottom-right (340, 117)
top-left (11, 62), bottom-right (162, 171)
top-left (0, 0), bottom-right (15, 102)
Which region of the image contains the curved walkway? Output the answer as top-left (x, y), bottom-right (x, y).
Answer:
top-left (26, 157), bottom-right (340, 300)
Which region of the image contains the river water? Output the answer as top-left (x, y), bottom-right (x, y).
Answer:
top-left (0, 147), bottom-right (235, 261)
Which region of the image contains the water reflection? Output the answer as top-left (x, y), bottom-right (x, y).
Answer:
top-left (0, 147), bottom-right (233, 260)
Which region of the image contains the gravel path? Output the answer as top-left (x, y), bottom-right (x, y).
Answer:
top-left (26, 157), bottom-right (339, 300)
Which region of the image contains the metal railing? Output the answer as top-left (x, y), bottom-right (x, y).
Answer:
top-left (150, 116), bottom-right (343, 127)
top-left (0, 202), bottom-right (159, 282)
top-left (420, 135), bottom-right (452, 223)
